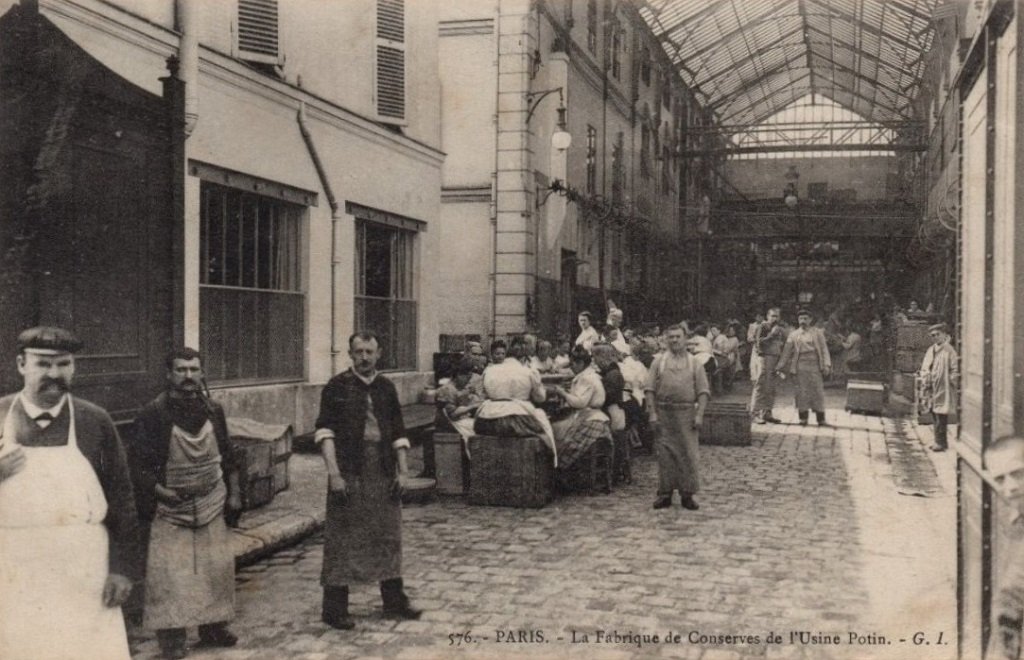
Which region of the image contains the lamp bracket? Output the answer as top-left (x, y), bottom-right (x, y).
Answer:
top-left (525, 87), bottom-right (564, 124)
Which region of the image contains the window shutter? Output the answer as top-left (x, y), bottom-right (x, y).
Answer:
top-left (375, 0), bottom-right (406, 123)
top-left (237, 0), bottom-right (279, 63)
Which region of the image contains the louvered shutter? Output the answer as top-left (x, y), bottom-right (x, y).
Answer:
top-left (238, 0), bottom-right (279, 64)
top-left (375, 0), bottom-right (406, 123)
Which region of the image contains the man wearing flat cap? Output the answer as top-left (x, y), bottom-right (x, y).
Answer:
top-left (0, 326), bottom-right (138, 660)
top-left (919, 323), bottom-right (958, 452)
top-left (776, 309), bottom-right (832, 426)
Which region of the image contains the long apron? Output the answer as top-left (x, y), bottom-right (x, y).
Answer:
top-left (322, 399), bottom-right (402, 586)
top-left (792, 333), bottom-right (826, 411)
top-left (144, 421), bottom-right (234, 630)
top-left (656, 402), bottom-right (700, 495)
top-left (0, 395), bottom-right (131, 660)
top-left (652, 357), bottom-right (701, 495)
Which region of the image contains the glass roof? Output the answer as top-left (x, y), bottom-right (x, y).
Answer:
top-left (640, 0), bottom-right (939, 126)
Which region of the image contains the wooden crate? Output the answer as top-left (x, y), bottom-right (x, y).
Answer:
top-left (231, 439), bottom-right (275, 510)
top-left (228, 418), bottom-right (293, 495)
top-left (846, 380), bottom-right (886, 415)
top-left (700, 402), bottom-right (752, 446)
top-left (468, 435), bottom-right (553, 508)
top-left (434, 432), bottom-right (468, 495)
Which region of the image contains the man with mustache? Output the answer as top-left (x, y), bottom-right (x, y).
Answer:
top-left (0, 326), bottom-right (138, 659)
top-left (314, 331), bottom-right (421, 630)
top-left (776, 309), bottom-right (832, 426)
top-left (131, 347), bottom-right (241, 659)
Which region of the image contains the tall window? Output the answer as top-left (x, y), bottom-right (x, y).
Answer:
top-left (611, 27), bottom-right (622, 79)
top-left (585, 125), bottom-right (597, 194)
top-left (355, 217), bottom-right (418, 371)
top-left (587, 0), bottom-right (597, 52)
top-left (640, 123), bottom-right (651, 179)
top-left (611, 131), bottom-right (624, 203)
top-left (375, 0), bottom-right (406, 123)
top-left (640, 46), bottom-right (651, 86)
top-left (200, 182), bottom-right (305, 383)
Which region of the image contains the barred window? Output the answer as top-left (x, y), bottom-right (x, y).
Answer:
top-left (355, 219), bottom-right (418, 371)
top-left (200, 182), bottom-right (305, 384)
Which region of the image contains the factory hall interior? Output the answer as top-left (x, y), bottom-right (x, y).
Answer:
top-left (1, 0), bottom-right (1023, 658)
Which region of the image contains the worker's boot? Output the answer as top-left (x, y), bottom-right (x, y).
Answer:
top-left (798, 411), bottom-right (809, 426)
top-left (322, 586), bottom-right (355, 630)
top-left (198, 622), bottom-right (237, 647)
top-left (816, 411), bottom-right (830, 427)
top-left (763, 410), bottom-right (782, 424)
top-left (381, 578), bottom-right (422, 620)
top-left (156, 628), bottom-right (188, 659)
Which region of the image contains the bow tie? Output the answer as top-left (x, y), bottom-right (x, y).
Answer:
top-left (34, 413), bottom-right (54, 422)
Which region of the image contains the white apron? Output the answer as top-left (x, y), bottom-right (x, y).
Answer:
top-left (0, 395), bottom-right (131, 660)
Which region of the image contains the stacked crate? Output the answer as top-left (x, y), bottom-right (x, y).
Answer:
top-left (894, 322), bottom-right (932, 399)
top-left (228, 418), bottom-right (293, 511)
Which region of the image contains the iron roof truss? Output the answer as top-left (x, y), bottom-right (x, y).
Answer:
top-left (640, 0), bottom-right (939, 126)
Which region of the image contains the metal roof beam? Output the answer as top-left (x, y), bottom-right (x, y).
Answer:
top-left (699, 29), bottom-right (806, 85)
top-left (886, 0), bottom-right (932, 24)
top-left (797, 0), bottom-right (816, 95)
top-left (710, 53), bottom-right (807, 109)
top-left (720, 79), bottom-right (813, 124)
top-left (654, 1), bottom-right (725, 41)
top-left (814, 83), bottom-right (911, 120)
top-left (686, 4), bottom-right (790, 61)
top-left (681, 142), bottom-right (921, 156)
top-left (804, 0), bottom-right (925, 52)
top-left (814, 55), bottom-right (914, 105)
top-left (803, 24), bottom-right (911, 79)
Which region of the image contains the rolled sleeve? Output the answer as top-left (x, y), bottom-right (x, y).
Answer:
top-left (314, 427), bottom-right (336, 444)
top-left (392, 437), bottom-right (411, 450)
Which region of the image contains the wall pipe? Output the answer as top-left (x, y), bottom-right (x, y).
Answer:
top-left (175, 0), bottom-right (199, 136)
top-left (297, 102), bottom-right (342, 373)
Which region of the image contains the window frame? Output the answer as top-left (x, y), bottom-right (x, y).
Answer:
top-left (374, 0), bottom-right (408, 125)
top-left (236, 0), bottom-right (282, 66)
top-left (198, 179), bottom-right (309, 386)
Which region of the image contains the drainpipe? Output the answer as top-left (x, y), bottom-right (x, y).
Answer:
top-left (297, 102), bottom-right (342, 373)
top-left (490, 0), bottom-right (501, 341)
top-left (175, 0), bottom-right (199, 136)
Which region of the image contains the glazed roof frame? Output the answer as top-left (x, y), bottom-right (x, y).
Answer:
top-left (640, 0), bottom-right (939, 126)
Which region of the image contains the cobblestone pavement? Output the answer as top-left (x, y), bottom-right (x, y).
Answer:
top-left (131, 395), bottom-right (956, 660)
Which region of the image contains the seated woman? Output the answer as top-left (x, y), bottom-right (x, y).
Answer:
top-left (552, 338), bottom-right (572, 373)
top-left (530, 340), bottom-right (555, 374)
top-left (474, 336), bottom-right (556, 462)
top-left (435, 355), bottom-right (483, 444)
top-left (548, 347), bottom-right (611, 470)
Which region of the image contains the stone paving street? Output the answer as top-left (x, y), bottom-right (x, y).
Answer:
top-left (131, 389), bottom-right (956, 660)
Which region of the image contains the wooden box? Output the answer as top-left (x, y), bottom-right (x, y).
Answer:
top-left (699, 402), bottom-right (752, 446)
top-left (896, 323), bottom-right (932, 350)
top-left (228, 418), bottom-right (293, 507)
top-left (468, 435), bottom-right (553, 508)
top-left (846, 379), bottom-right (886, 415)
top-left (434, 432), bottom-right (468, 495)
top-left (231, 439), bottom-right (275, 510)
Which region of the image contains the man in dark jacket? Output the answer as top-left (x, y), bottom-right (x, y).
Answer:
top-left (314, 330), bottom-right (421, 630)
top-left (131, 347), bottom-right (241, 659)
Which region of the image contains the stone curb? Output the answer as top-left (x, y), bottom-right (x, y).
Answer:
top-left (232, 511), bottom-right (326, 568)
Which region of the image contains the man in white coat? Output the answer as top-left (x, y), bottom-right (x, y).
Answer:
top-left (919, 323), bottom-right (959, 452)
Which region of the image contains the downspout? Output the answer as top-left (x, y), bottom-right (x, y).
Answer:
top-left (490, 1), bottom-right (501, 340)
top-left (175, 0), bottom-right (199, 136)
top-left (297, 102), bottom-right (342, 373)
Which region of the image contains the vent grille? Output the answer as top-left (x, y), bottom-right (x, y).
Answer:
top-left (376, 45), bottom-right (405, 120)
top-left (377, 0), bottom-right (405, 42)
top-left (238, 0), bottom-right (279, 58)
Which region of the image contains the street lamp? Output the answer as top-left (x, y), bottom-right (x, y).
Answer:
top-left (526, 87), bottom-right (572, 151)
